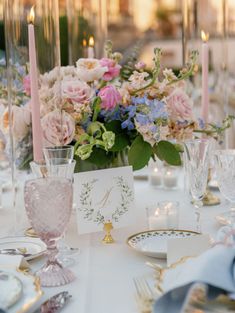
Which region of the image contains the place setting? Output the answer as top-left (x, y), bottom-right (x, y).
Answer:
top-left (1, 1), bottom-right (235, 313)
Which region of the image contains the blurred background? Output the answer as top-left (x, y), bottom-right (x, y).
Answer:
top-left (0, 0), bottom-right (235, 144)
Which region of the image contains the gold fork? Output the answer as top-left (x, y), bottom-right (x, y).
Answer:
top-left (133, 277), bottom-right (158, 313)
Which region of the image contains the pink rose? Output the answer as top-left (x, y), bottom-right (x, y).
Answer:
top-left (41, 110), bottom-right (75, 146)
top-left (166, 88), bottom-right (194, 122)
top-left (23, 75), bottom-right (31, 96)
top-left (100, 58), bottom-right (121, 81)
top-left (62, 80), bottom-right (95, 105)
top-left (98, 85), bottom-right (122, 110)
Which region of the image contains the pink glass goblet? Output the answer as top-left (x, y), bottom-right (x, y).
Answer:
top-left (24, 177), bottom-right (75, 287)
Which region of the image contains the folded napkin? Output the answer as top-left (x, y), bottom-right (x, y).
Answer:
top-left (154, 245), bottom-right (235, 313)
top-left (0, 255), bottom-right (29, 270)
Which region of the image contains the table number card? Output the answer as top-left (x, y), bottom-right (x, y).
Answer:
top-left (74, 166), bottom-right (134, 234)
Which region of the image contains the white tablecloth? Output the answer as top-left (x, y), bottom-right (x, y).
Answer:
top-left (0, 174), bottom-right (228, 313)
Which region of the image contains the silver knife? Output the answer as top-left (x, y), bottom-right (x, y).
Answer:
top-left (33, 291), bottom-right (72, 313)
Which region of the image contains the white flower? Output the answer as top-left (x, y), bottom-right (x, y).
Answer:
top-left (128, 71), bottom-right (151, 90)
top-left (76, 58), bottom-right (107, 82)
top-left (60, 66), bottom-right (78, 77)
top-left (119, 82), bottom-right (131, 106)
top-left (40, 66), bottom-right (60, 87)
top-left (162, 68), bottom-right (177, 82)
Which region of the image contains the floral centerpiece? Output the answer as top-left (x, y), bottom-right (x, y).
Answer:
top-left (0, 42), bottom-right (233, 171)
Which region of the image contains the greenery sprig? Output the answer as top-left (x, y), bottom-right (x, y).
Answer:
top-left (194, 115), bottom-right (235, 141)
top-left (167, 50), bottom-right (199, 85)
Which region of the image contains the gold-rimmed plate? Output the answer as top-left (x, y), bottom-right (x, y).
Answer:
top-left (0, 236), bottom-right (46, 261)
top-left (127, 230), bottom-right (199, 258)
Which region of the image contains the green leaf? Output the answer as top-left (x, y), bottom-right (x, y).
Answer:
top-left (155, 140), bottom-right (182, 166)
top-left (110, 133), bottom-right (129, 151)
top-left (87, 147), bottom-right (112, 167)
top-left (105, 120), bottom-right (122, 133)
top-left (128, 135), bottom-right (152, 170)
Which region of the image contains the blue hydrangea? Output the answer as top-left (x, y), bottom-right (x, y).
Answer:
top-left (121, 105), bottom-right (136, 130)
top-left (198, 118), bottom-right (205, 129)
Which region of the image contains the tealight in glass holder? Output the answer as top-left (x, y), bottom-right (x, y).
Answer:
top-left (148, 160), bottom-right (164, 187)
top-left (146, 201), bottom-right (179, 230)
top-left (162, 166), bottom-right (179, 189)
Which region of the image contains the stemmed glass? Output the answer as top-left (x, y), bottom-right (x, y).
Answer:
top-left (214, 150), bottom-right (235, 224)
top-left (184, 138), bottom-right (211, 233)
top-left (24, 177), bottom-right (75, 286)
top-left (42, 145), bottom-right (79, 265)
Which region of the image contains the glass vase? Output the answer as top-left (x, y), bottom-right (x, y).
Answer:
top-left (64, 0), bottom-right (107, 65)
top-left (2, 0), bottom-right (61, 233)
top-left (74, 149), bottom-right (129, 172)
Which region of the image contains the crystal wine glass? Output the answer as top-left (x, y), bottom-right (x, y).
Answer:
top-left (24, 177), bottom-right (75, 287)
top-left (184, 138), bottom-right (211, 233)
top-left (214, 150), bottom-right (235, 224)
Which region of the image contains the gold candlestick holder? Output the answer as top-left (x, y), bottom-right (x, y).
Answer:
top-left (102, 221), bottom-right (114, 244)
top-left (202, 169), bottom-right (220, 206)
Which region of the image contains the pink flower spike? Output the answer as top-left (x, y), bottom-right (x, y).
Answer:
top-left (23, 75), bottom-right (31, 96)
top-left (98, 85), bottom-right (122, 110)
top-left (135, 61), bottom-right (146, 70)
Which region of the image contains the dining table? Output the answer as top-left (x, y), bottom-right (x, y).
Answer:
top-left (0, 169), bottom-right (228, 313)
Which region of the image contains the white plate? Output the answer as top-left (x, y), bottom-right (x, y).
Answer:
top-left (215, 210), bottom-right (235, 225)
top-left (127, 230), bottom-right (199, 258)
top-left (0, 271), bottom-right (23, 309)
top-left (0, 236), bottom-right (47, 261)
top-left (2, 267), bottom-right (43, 313)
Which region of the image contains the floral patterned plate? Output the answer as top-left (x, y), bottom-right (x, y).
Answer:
top-left (127, 230), bottom-right (199, 258)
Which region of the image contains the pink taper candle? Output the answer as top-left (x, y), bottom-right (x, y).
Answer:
top-left (27, 7), bottom-right (43, 162)
top-left (201, 30), bottom-right (209, 124)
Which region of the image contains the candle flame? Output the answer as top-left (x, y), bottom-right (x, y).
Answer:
top-left (27, 6), bottom-right (35, 24)
top-left (83, 39), bottom-right (87, 47)
top-left (201, 30), bottom-right (209, 43)
top-left (88, 36), bottom-right (95, 47)
top-left (154, 167), bottom-right (159, 173)
top-left (154, 209), bottom-right (160, 217)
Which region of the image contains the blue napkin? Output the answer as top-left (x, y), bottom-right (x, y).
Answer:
top-left (154, 245), bottom-right (235, 313)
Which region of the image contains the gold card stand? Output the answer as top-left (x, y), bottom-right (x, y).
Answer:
top-left (102, 222), bottom-right (114, 244)
top-left (203, 188), bottom-right (220, 206)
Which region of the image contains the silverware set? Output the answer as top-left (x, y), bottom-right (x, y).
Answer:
top-left (32, 291), bottom-right (72, 313)
top-left (133, 277), bottom-right (160, 313)
top-left (0, 248), bottom-right (31, 258)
